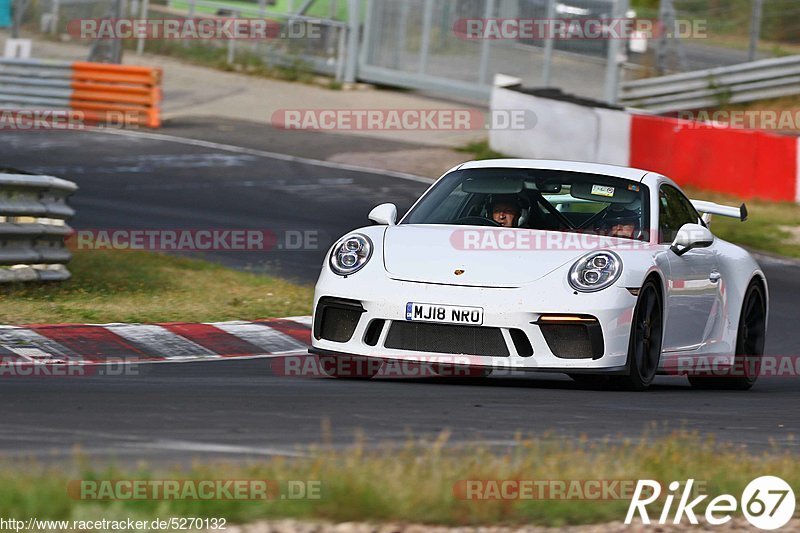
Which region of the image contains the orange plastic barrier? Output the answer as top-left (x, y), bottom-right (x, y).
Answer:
top-left (69, 62), bottom-right (162, 128)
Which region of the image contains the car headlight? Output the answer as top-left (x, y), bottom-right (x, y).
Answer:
top-left (568, 251), bottom-right (622, 292)
top-left (329, 233), bottom-right (373, 276)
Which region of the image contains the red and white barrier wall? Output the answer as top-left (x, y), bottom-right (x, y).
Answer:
top-left (490, 87), bottom-right (800, 203)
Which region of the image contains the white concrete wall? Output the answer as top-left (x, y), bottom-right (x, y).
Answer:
top-left (489, 87), bottom-right (631, 166)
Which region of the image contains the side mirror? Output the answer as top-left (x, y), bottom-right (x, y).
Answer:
top-left (670, 223), bottom-right (714, 256)
top-left (368, 203), bottom-right (397, 226)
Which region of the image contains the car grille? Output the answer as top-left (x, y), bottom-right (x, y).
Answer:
top-left (384, 322), bottom-right (509, 356)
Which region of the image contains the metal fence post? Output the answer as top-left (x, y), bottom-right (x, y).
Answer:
top-left (226, 9), bottom-right (238, 65)
top-left (50, 0), bottom-right (59, 35)
top-left (110, 0), bottom-right (123, 63)
top-left (136, 0), bottom-right (149, 55)
top-left (227, 37), bottom-right (235, 64)
top-left (541, 0), bottom-right (556, 86)
top-left (748, 0), bottom-right (763, 62)
top-left (344, 0), bottom-right (359, 83)
top-left (418, 0), bottom-right (433, 74)
top-left (11, 0), bottom-right (28, 38)
top-left (335, 25), bottom-right (346, 81)
top-left (477, 0), bottom-right (496, 85)
top-left (393, 0), bottom-right (409, 69)
top-left (603, 0), bottom-right (628, 104)
top-left (358, 0), bottom-right (374, 70)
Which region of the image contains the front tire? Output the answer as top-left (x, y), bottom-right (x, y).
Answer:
top-left (688, 281), bottom-right (766, 390)
top-left (611, 279), bottom-right (664, 391)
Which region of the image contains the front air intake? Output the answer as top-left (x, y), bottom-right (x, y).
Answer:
top-left (537, 316), bottom-right (604, 359)
top-left (314, 297), bottom-right (365, 343)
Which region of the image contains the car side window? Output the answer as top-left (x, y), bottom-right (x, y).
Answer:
top-left (659, 185), bottom-right (700, 243)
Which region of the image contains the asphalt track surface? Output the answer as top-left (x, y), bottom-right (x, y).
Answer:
top-left (1, 119), bottom-right (799, 463)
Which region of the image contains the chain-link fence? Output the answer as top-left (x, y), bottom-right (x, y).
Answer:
top-left (631, 0), bottom-right (800, 74)
top-left (359, 0), bottom-right (623, 101)
top-left (13, 0), bottom-right (352, 79)
top-left (7, 0), bottom-right (799, 103)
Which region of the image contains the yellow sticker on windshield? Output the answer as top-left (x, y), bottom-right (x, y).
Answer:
top-left (591, 185), bottom-right (615, 197)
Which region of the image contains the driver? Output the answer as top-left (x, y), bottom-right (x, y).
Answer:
top-left (598, 205), bottom-right (640, 239)
top-left (491, 195), bottom-right (522, 228)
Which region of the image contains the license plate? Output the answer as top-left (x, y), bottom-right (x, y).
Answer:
top-left (405, 302), bottom-right (484, 325)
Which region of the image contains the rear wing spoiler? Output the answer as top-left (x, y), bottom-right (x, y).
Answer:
top-left (690, 200), bottom-right (748, 222)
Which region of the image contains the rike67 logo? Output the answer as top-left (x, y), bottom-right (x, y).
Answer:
top-left (626, 476), bottom-right (795, 530)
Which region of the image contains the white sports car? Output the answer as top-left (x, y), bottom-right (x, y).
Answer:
top-left (310, 160), bottom-right (768, 390)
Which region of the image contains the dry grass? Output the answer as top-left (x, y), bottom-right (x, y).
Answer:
top-left (0, 430), bottom-right (797, 527)
top-left (0, 250), bottom-right (313, 324)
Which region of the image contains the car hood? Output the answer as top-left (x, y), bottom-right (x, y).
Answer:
top-left (382, 225), bottom-right (600, 287)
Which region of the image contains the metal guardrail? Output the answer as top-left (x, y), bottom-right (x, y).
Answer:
top-left (0, 58), bottom-right (163, 127)
top-left (0, 172), bottom-right (77, 283)
top-left (0, 58), bottom-right (74, 108)
top-left (619, 55), bottom-right (800, 113)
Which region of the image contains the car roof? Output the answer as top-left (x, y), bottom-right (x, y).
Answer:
top-left (457, 159), bottom-right (650, 182)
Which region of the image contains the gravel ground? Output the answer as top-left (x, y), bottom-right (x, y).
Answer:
top-left (215, 518), bottom-right (799, 532)
top-left (327, 148), bottom-right (470, 179)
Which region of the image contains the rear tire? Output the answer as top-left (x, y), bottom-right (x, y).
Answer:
top-left (610, 279), bottom-right (664, 391)
top-left (688, 281), bottom-right (766, 390)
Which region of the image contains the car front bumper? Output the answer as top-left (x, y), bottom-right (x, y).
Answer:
top-left (311, 271), bottom-right (639, 372)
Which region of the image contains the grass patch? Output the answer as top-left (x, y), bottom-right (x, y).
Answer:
top-left (0, 250), bottom-right (313, 325)
top-left (167, 0), bottom-right (350, 20)
top-left (457, 140), bottom-right (507, 161)
top-left (684, 187), bottom-right (800, 259)
top-left (1, 430), bottom-right (797, 527)
top-left (122, 37), bottom-right (326, 85)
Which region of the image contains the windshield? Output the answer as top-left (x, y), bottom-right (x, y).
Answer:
top-left (402, 168), bottom-right (650, 242)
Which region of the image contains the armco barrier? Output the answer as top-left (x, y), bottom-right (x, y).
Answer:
top-left (0, 172), bottom-right (78, 283)
top-left (490, 87), bottom-right (800, 203)
top-left (0, 59), bottom-right (162, 128)
top-left (619, 55), bottom-right (800, 114)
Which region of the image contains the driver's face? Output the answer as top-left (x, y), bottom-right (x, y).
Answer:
top-left (611, 223), bottom-right (636, 239)
top-left (492, 203), bottom-right (519, 228)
